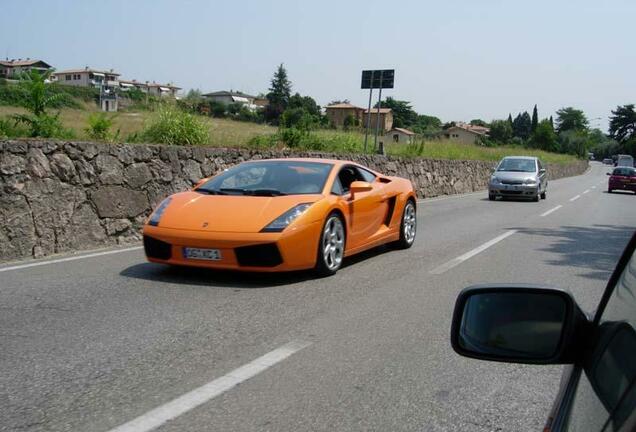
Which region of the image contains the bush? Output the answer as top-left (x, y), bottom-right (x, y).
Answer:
top-left (0, 117), bottom-right (28, 138)
top-left (85, 112), bottom-right (119, 141)
top-left (132, 106), bottom-right (209, 145)
top-left (247, 134), bottom-right (279, 149)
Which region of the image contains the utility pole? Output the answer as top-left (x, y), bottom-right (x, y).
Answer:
top-left (363, 71), bottom-right (374, 153)
top-left (373, 70), bottom-right (384, 152)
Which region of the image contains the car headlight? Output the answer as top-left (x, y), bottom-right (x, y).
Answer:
top-left (148, 197), bottom-right (172, 226)
top-left (261, 203), bottom-right (312, 232)
top-left (490, 176), bottom-right (501, 184)
top-left (523, 178), bottom-right (538, 185)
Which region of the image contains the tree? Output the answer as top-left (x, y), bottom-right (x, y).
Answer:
top-left (185, 88), bottom-right (202, 101)
top-left (512, 111), bottom-right (532, 140)
top-left (488, 119), bottom-right (513, 143)
top-left (288, 93), bottom-right (321, 117)
top-left (12, 69), bottom-right (70, 138)
top-left (329, 99), bottom-right (350, 105)
top-left (531, 104), bottom-right (538, 132)
top-left (469, 119), bottom-right (488, 127)
top-left (557, 130), bottom-right (590, 157)
top-left (609, 104), bottom-right (636, 144)
top-left (265, 63), bottom-right (292, 123)
top-left (530, 119), bottom-right (558, 152)
top-left (555, 107), bottom-right (588, 133)
top-left (507, 113), bottom-right (513, 129)
top-left (549, 115), bottom-right (554, 128)
top-left (374, 97), bottom-right (418, 128)
top-left (412, 115), bottom-right (442, 134)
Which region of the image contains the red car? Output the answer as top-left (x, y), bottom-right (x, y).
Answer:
top-left (607, 167), bottom-right (636, 194)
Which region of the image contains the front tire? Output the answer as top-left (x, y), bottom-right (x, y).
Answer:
top-left (395, 199), bottom-right (417, 249)
top-left (314, 214), bottom-right (346, 276)
top-left (540, 190), bottom-right (546, 200)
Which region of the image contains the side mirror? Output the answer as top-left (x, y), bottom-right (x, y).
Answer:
top-left (350, 181), bottom-right (372, 195)
top-left (539, 168), bottom-right (546, 174)
top-left (450, 284), bottom-right (588, 364)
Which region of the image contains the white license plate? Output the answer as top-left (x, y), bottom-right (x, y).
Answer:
top-left (183, 247), bottom-right (222, 261)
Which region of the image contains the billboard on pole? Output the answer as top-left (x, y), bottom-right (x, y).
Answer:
top-left (361, 69), bottom-right (394, 89)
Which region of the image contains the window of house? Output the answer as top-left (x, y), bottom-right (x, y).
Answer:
top-left (393, 134), bottom-right (399, 142)
top-left (65, 75), bottom-right (71, 81)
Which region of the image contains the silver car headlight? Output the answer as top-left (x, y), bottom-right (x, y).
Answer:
top-left (523, 178), bottom-right (538, 185)
top-left (261, 203), bottom-right (312, 233)
top-left (490, 176), bottom-right (501, 184)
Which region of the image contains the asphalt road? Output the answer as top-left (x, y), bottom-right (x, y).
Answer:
top-left (2, 162), bottom-right (635, 432)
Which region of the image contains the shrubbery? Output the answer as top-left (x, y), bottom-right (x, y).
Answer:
top-left (129, 106), bottom-right (209, 145)
top-left (85, 112), bottom-right (120, 142)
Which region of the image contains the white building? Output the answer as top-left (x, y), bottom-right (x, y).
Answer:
top-left (202, 90), bottom-right (258, 108)
top-left (385, 127), bottom-right (416, 144)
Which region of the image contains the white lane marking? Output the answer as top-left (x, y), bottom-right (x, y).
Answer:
top-left (582, 189), bottom-right (591, 194)
top-left (569, 195), bottom-right (581, 202)
top-left (0, 246), bottom-right (143, 273)
top-left (106, 340), bottom-right (311, 432)
top-left (540, 205), bottom-right (563, 217)
top-left (430, 230), bottom-right (517, 274)
top-left (591, 186), bottom-right (597, 189)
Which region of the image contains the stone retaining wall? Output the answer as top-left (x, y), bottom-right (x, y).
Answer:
top-left (0, 139), bottom-right (589, 262)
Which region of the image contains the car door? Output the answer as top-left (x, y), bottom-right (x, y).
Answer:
top-left (336, 165), bottom-right (387, 250)
top-left (551, 234), bottom-right (636, 431)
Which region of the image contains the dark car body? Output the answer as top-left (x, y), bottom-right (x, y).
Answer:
top-left (450, 232), bottom-right (636, 431)
top-left (607, 167), bottom-right (636, 194)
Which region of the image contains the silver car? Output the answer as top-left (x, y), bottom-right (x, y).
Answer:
top-left (488, 156), bottom-right (547, 202)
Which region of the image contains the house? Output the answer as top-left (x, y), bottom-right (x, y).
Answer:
top-left (0, 58), bottom-right (53, 79)
top-left (325, 103), bottom-right (365, 128)
top-left (52, 67), bottom-right (120, 89)
top-left (385, 127), bottom-right (416, 144)
top-left (202, 90), bottom-right (257, 106)
top-left (363, 108), bottom-right (394, 133)
top-left (147, 82), bottom-right (181, 98)
top-left (118, 79), bottom-right (149, 93)
top-left (443, 122), bottom-right (490, 144)
top-left (52, 67), bottom-right (120, 112)
top-left (253, 97), bottom-right (269, 108)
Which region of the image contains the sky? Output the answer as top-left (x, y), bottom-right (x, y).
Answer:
top-left (2, 0), bottom-right (635, 130)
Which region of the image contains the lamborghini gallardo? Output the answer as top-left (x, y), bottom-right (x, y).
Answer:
top-left (143, 158), bottom-right (417, 275)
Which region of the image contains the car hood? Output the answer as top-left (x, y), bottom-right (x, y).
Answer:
top-left (156, 191), bottom-right (323, 233)
top-left (493, 171), bottom-right (537, 181)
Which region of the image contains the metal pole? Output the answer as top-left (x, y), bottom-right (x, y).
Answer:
top-left (363, 72), bottom-right (374, 153)
top-left (373, 70), bottom-right (384, 152)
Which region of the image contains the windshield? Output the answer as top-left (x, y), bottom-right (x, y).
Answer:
top-left (612, 168), bottom-right (636, 177)
top-left (497, 158), bottom-right (537, 173)
top-left (198, 161), bottom-right (333, 195)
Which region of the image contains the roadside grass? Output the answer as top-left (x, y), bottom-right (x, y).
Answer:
top-left (0, 106), bottom-right (277, 146)
top-left (0, 106), bottom-right (579, 163)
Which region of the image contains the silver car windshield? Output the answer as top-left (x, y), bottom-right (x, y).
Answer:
top-left (497, 158), bottom-right (536, 173)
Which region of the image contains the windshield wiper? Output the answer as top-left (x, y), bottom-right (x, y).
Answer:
top-left (248, 189), bottom-right (287, 196)
top-left (196, 188), bottom-right (227, 195)
top-left (218, 188), bottom-right (287, 196)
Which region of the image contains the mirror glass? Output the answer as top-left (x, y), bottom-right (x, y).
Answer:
top-left (459, 291), bottom-right (567, 359)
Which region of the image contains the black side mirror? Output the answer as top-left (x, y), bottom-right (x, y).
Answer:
top-left (451, 284), bottom-right (588, 364)
top-left (539, 168), bottom-right (546, 174)
top-left (607, 172), bottom-right (611, 176)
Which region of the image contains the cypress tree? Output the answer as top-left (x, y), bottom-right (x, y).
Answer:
top-left (531, 104), bottom-right (538, 132)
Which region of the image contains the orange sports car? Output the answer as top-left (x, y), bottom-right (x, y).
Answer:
top-left (143, 158), bottom-right (417, 275)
